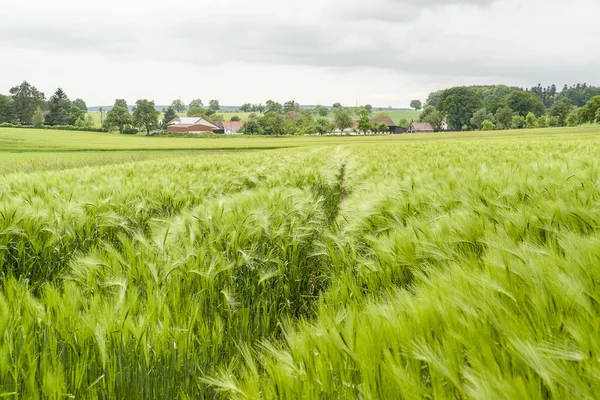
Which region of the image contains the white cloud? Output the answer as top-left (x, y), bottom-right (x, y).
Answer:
top-left (0, 0), bottom-right (597, 106)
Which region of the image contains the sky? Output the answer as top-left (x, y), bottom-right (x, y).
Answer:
top-left (1, 0), bottom-right (598, 107)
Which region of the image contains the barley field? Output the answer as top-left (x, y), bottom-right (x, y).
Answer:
top-left (1, 126), bottom-right (600, 398)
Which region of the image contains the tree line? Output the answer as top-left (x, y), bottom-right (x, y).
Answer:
top-left (418, 84), bottom-right (600, 131)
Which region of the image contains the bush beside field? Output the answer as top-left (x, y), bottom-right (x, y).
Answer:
top-left (1, 131), bottom-right (600, 398)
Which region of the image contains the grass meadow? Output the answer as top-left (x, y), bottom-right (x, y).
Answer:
top-left (1, 125), bottom-right (600, 398)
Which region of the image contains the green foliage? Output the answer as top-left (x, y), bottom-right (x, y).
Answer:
top-left (470, 108), bottom-right (495, 130)
top-left (208, 99), bottom-right (220, 113)
top-left (46, 88), bottom-right (72, 126)
top-left (187, 106), bottom-right (206, 117)
top-left (170, 99), bottom-right (186, 113)
top-left (162, 106), bottom-right (177, 129)
top-left (547, 115), bottom-right (559, 127)
top-left (512, 115), bottom-right (526, 129)
top-left (525, 112), bottom-right (538, 128)
top-left (505, 91), bottom-right (546, 117)
top-left (72, 98), bottom-right (88, 112)
top-left (397, 118), bottom-right (409, 129)
top-left (32, 107), bottom-right (45, 128)
top-left (364, 104), bottom-right (373, 114)
top-left (104, 106), bottom-right (132, 134)
top-left (266, 100), bottom-right (283, 114)
top-left (438, 87), bottom-right (483, 130)
top-left (580, 96), bottom-right (600, 124)
top-left (315, 118), bottom-right (330, 135)
top-left (230, 116), bottom-right (241, 122)
top-left (537, 115), bottom-right (549, 128)
top-left (334, 108), bottom-right (353, 133)
top-left (9, 81), bottom-right (46, 124)
top-left (410, 99), bottom-right (422, 111)
top-left (549, 98), bottom-right (573, 127)
top-left (133, 99), bottom-right (159, 135)
top-left (357, 108), bottom-right (372, 133)
top-left (114, 99), bottom-right (128, 108)
top-left (188, 99), bottom-right (203, 109)
top-left (566, 109), bottom-right (580, 127)
top-left (314, 105), bottom-right (329, 117)
top-left (423, 109), bottom-right (445, 131)
top-left (374, 122), bottom-right (388, 132)
top-left (240, 119), bottom-right (263, 135)
top-left (0, 94), bottom-right (14, 123)
top-left (284, 100), bottom-right (300, 113)
top-left (494, 106), bottom-right (513, 130)
top-left (69, 105), bottom-right (86, 126)
top-left (481, 119), bottom-right (495, 131)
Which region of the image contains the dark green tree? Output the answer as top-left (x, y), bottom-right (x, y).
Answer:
top-left (240, 119), bottom-right (263, 135)
top-left (410, 100), bottom-right (423, 111)
top-left (494, 107), bottom-right (513, 130)
top-left (163, 106), bottom-right (177, 129)
top-left (133, 100), bottom-right (159, 135)
top-left (46, 88), bottom-right (71, 126)
top-left (114, 99), bottom-right (128, 109)
top-left (438, 87), bottom-right (483, 130)
top-left (315, 118), bottom-right (330, 135)
top-left (69, 105), bottom-right (86, 125)
top-left (579, 96), bottom-right (600, 124)
top-left (72, 98), bottom-right (88, 112)
top-left (9, 81), bottom-right (46, 124)
top-left (505, 91), bottom-right (546, 117)
top-left (103, 106), bottom-right (132, 134)
top-left (0, 95), bottom-right (14, 123)
top-left (549, 99), bottom-right (573, 127)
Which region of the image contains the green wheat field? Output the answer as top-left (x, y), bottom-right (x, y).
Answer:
top-left (1, 126), bottom-right (600, 398)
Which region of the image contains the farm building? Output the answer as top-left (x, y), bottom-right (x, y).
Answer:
top-left (167, 117), bottom-right (223, 134)
top-left (352, 117), bottom-right (407, 134)
top-left (407, 122), bottom-right (434, 133)
top-left (221, 120), bottom-right (245, 134)
top-left (371, 117), bottom-right (407, 134)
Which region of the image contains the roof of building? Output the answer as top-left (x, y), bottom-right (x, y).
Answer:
top-left (168, 117), bottom-right (219, 129)
top-left (409, 122), bottom-right (434, 131)
top-left (371, 117), bottom-right (397, 127)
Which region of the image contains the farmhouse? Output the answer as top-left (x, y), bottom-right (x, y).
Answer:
top-left (352, 117), bottom-right (407, 134)
top-left (407, 122), bottom-right (434, 133)
top-left (167, 117), bottom-right (223, 134)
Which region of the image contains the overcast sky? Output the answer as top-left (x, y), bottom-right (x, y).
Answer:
top-left (1, 0), bottom-right (598, 107)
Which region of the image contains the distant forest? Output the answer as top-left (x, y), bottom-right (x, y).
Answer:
top-left (420, 83), bottom-right (600, 131)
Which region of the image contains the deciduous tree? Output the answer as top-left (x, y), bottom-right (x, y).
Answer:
top-left (494, 107), bottom-right (513, 130)
top-left (208, 99), bottom-right (220, 113)
top-left (0, 95), bottom-right (14, 123)
top-left (334, 108), bottom-right (353, 133)
top-left (32, 107), bottom-right (44, 128)
top-left (410, 100), bottom-right (423, 111)
top-left (266, 100), bottom-right (283, 114)
top-left (133, 100), bottom-right (159, 135)
top-left (114, 99), bottom-right (128, 109)
top-left (189, 99), bottom-right (203, 109)
top-left (104, 106), bottom-right (132, 134)
top-left (10, 81), bottom-right (45, 124)
top-left (438, 87), bottom-right (482, 130)
top-left (72, 98), bottom-right (88, 112)
top-left (357, 108), bottom-right (372, 133)
top-left (171, 99), bottom-right (186, 113)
